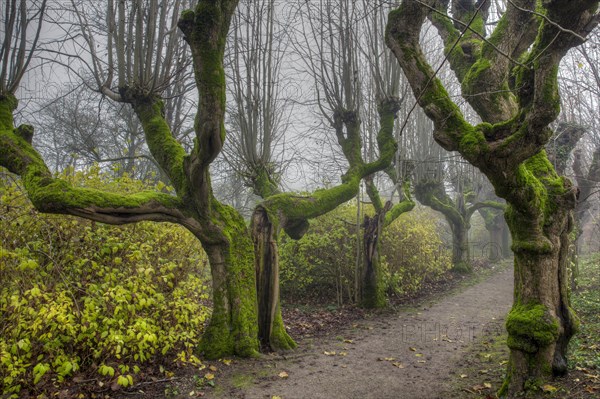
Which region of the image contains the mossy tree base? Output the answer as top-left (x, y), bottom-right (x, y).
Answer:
top-left (500, 206), bottom-right (577, 396)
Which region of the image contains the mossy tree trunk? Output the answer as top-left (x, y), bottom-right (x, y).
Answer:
top-left (251, 207), bottom-right (296, 351)
top-left (1, 0), bottom-right (262, 359)
top-left (386, 0), bottom-right (598, 394)
top-left (503, 198), bottom-right (576, 392)
top-left (361, 178), bottom-right (415, 308)
top-left (449, 220), bottom-right (470, 271)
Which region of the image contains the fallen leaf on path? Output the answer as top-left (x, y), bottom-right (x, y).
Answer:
top-left (221, 359), bottom-right (232, 366)
top-left (483, 382), bottom-right (492, 388)
top-left (460, 374), bottom-right (468, 378)
top-left (409, 347), bottom-right (416, 352)
top-left (204, 373), bottom-right (215, 380)
top-left (392, 362), bottom-right (405, 369)
top-left (278, 371), bottom-right (289, 379)
top-left (415, 353), bottom-right (423, 357)
top-left (343, 339), bottom-right (353, 344)
top-left (323, 351), bottom-right (336, 356)
top-left (338, 352), bottom-right (347, 356)
top-left (209, 365), bottom-right (218, 372)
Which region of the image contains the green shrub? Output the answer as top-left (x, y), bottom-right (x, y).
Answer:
top-left (382, 208), bottom-right (453, 296)
top-left (0, 168), bottom-right (210, 397)
top-left (279, 203), bottom-right (452, 304)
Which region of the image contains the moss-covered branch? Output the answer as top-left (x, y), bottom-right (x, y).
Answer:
top-left (260, 98), bottom-right (401, 235)
top-left (128, 95), bottom-right (188, 195)
top-left (0, 97), bottom-right (187, 226)
top-left (414, 179), bottom-right (464, 227)
top-left (179, 2), bottom-right (236, 169)
top-left (384, 181), bottom-right (415, 227)
top-left (178, 1), bottom-right (239, 215)
top-left (385, 2), bottom-right (475, 154)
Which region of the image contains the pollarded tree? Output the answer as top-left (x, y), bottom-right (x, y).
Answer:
top-left (249, 0), bottom-right (402, 346)
top-left (1, 0), bottom-right (260, 359)
top-left (286, 0), bottom-right (414, 310)
top-left (386, 0), bottom-right (599, 395)
top-left (358, 0), bottom-right (416, 308)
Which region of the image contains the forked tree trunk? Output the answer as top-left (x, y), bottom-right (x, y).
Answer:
top-left (251, 207), bottom-right (296, 351)
top-left (501, 205), bottom-right (577, 395)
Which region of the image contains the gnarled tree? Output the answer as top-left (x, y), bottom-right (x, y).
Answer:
top-left (2, 0), bottom-right (261, 359)
top-left (386, 0), bottom-right (599, 395)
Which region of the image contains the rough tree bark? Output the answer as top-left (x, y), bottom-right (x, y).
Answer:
top-left (386, 0), bottom-right (599, 395)
top-left (1, 0), bottom-right (261, 359)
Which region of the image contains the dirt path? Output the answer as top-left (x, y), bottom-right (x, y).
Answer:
top-left (187, 266), bottom-right (514, 399)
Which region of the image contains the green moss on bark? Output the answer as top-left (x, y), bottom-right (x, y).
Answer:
top-left (506, 303), bottom-right (559, 353)
top-left (134, 99), bottom-right (187, 195)
top-left (200, 200), bottom-right (260, 359)
top-left (0, 94), bottom-right (18, 130)
top-left (269, 307), bottom-right (297, 350)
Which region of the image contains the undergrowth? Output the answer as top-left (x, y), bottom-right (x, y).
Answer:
top-left (0, 168), bottom-right (211, 397)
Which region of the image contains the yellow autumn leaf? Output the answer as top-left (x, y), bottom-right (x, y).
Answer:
top-left (204, 373), bottom-right (215, 380)
top-left (323, 351), bottom-right (336, 356)
top-left (484, 382), bottom-right (492, 388)
top-left (272, 396), bottom-right (282, 399)
top-left (221, 359), bottom-right (232, 366)
top-left (415, 353), bottom-right (423, 357)
top-left (460, 374), bottom-right (468, 378)
top-left (338, 352), bottom-right (347, 356)
top-left (392, 362), bottom-right (405, 369)
top-left (278, 371), bottom-right (289, 379)
top-left (541, 384), bottom-right (558, 393)
top-left (343, 339), bottom-right (353, 344)
top-left (409, 347), bottom-right (416, 351)
top-left (209, 365), bottom-right (218, 372)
